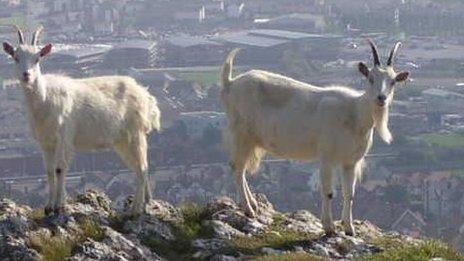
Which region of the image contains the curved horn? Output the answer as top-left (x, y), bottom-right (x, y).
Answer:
top-left (387, 42), bottom-right (402, 66)
top-left (31, 25), bottom-right (44, 46)
top-left (14, 25), bottom-right (24, 44)
top-left (367, 38), bottom-right (380, 66)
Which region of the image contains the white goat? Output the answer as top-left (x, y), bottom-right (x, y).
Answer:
top-left (2, 26), bottom-right (161, 216)
top-left (221, 40), bottom-right (409, 236)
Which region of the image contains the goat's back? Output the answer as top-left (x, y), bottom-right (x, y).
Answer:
top-left (43, 74), bottom-right (159, 149)
top-left (221, 70), bottom-right (365, 160)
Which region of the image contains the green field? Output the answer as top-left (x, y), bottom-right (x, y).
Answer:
top-left (177, 70), bottom-right (220, 86)
top-left (177, 68), bottom-right (246, 87)
top-left (417, 133), bottom-right (464, 148)
top-left (0, 15), bottom-right (27, 28)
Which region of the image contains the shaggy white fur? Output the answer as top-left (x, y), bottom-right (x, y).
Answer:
top-left (3, 26), bottom-right (160, 216)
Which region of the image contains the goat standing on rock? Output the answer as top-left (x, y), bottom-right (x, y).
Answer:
top-left (2, 26), bottom-right (161, 216)
top-left (220, 40), bottom-right (409, 236)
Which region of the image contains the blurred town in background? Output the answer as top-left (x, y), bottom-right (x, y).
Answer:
top-left (0, 0), bottom-right (463, 251)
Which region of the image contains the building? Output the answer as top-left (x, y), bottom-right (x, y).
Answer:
top-left (175, 111), bottom-right (226, 139)
top-left (391, 209), bottom-right (427, 237)
top-left (102, 40), bottom-right (158, 71)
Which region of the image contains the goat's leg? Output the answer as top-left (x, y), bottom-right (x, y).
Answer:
top-left (229, 135), bottom-right (257, 217)
top-left (116, 133), bottom-right (149, 216)
top-left (235, 169), bottom-right (256, 217)
top-left (244, 180), bottom-right (258, 211)
top-left (145, 178), bottom-right (153, 203)
top-left (320, 161), bottom-right (335, 236)
top-left (42, 149), bottom-right (56, 216)
top-left (53, 126), bottom-right (73, 215)
top-left (54, 165), bottom-right (68, 215)
top-left (341, 163), bottom-right (358, 236)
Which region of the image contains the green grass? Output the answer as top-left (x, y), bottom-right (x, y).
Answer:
top-left (28, 218), bottom-right (106, 261)
top-left (177, 68), bottom-right (246, 86)
top-left (29, 234), bottom-right (76, 261)
top-left (359, 237), bottom-right (463, 261)
top-left (221, 214), bottom-right (318, 256)
top-left (254, 252), bottom-right (327, 261)
top-left (80, 219), bottom-right (106, 242)
top-left (0, 14), bottom-right (27, 27)
top-left (178, 71), bottom-right (219, 86)
top-left (418, 133), bottom-right (464, 148)
top-left (142, 203), bottom-right (213, 260)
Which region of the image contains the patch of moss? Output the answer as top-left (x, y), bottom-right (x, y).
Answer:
top-left (359, 239), bottom-right (463, 261)
top-left (222, 214), bottom-right (318, 256)
top-left (29, 217), bottom-right (106, 260)
top-left (142, 203), bottom-right (213, 260)
top-left (29, 208), bottom-right (45, 220)
top-left (108, 213), bottom-right (128, 233)
top-left (178, 203), bottom-right (212, 239)
top-left (79, 219), bottom-right (106, 242)
top-left (29, 234), bottom-right (76, 261)
top-left (254, 252), bottom-right (327, 261)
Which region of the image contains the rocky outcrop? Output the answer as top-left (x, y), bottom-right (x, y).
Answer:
top-left (0, 190), bottom-right (438, 260)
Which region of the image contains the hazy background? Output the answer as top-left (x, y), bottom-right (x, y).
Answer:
top-left (0, 0), bottom-right (463, 251)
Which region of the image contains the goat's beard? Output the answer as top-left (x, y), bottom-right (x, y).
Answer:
top-left (373, 105), bottom-right (392, 144)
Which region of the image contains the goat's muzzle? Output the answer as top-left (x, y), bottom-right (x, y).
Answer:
top-left (377, 95), bottom-right (386, 107)
top-left (22, 72), bottom-right (30, 83)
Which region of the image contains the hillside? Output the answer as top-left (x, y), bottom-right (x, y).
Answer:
top-left (0, 191), bottom-right (461, 261)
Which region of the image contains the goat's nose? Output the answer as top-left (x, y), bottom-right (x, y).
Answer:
top-left (377, 95), bottom-right (387, 102)
top-left (23, 72), bottom-right (30, 78)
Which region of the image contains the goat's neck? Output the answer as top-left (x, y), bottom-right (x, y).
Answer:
top-left (22, 74), bottom-right (47, 105)
top-left (357, 92), bottom-right (392, 143)
top-left (21, 74), bottom-right (49, 119)
top-left (355, 93), bottom-right (375, 134)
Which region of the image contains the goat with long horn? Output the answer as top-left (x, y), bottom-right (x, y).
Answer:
top-left (31, 25), bottom-right (44, 46)
top-left (387, 42), bottom-right (402, 66)
top-left (2, 26), bottom-right (161, 216)
top-left (367, 38), bottom-right (381, 66)
top-left (220, 39), bottom-right (410, 236)
top-left (14, 25), bottom-right (24, 45)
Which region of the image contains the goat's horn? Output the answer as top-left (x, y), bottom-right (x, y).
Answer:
top-left (387, 42), bottom-right (402, 66)
top-left (14, 25), bottom-right (24, 44)
top-left (31, 25), bottom-right (44, 46)
top-left (367, 38), bottom-right (380, 66)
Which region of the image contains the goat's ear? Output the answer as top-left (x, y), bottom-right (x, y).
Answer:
top-left (3, 42), bottom-right (15, 57)
top-left (395, 71), bottom-right (410, 83)
top-left (358, 62), bottom-right (369, 78)
top-left (39, 43), bottom-right (52, 57)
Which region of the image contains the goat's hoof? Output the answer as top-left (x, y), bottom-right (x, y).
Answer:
top-left (244, 208), bottom-right (256, 218)
top-left (249, 199), bottom-right (259, 210)
top-left (130, 208), bottom-right (143, 219)
top-left (345, 230), bottom-right (356, 237)
top-left (44, 206), bottom-right (54, 216)
top-left (53, 206), bottom-right (65, 216)
top-left (324, 229), bottom-right (337, 237)
top-left (342, 221), bottom-right (356, 237)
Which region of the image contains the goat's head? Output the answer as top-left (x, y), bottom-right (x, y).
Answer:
top-left (2, 25), bottom-right (52, 85)
top-left (358, 39), bottom-right (409, 108)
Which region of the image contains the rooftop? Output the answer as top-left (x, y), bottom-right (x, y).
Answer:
top-left (166, 35), bottom-right (221, 48)
top-left (112, 39), bottom-right (156, 50)
top-left (213, 31), bottom-right (288, 47)
top-left (248, 29), bottom-right (318, 40)
top-left (52, 44), bottom-right (112, 60)
top-left (423, 88), bottom-right (464, 99)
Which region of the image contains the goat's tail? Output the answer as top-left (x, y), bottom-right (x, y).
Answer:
top-left (221, 48), bottom-right (241, 90)
top-left (148, 95), bottom-right (161, 132)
